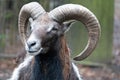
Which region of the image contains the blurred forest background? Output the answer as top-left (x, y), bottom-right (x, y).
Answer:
top-left (0, 0), bottom-right (120, 80)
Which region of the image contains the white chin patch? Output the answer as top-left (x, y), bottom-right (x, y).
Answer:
top-left (27, 48), bottom-right (43, 56)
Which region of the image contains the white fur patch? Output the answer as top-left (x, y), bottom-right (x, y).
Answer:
top-left (7, 54), bottom-right (33, 80)
top-left (47, 24), bottom-right (54, 33)
top-left (25, 34), bottom-right (43, 56)
top-left (72, 63), bottom-right (83, 80)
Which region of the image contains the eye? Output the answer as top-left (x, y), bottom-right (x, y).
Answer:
top-left (52, 26), bottom-right (58, 31)
top-left (30, 26), bottom-right (32, 30)
top-left (30, 22), bottom-right (36, 32)
top-left (30, 25), bottom-right (33, 32)
top-left (30, 24), bottom-right (35, 32)
top-left (48, 26), bottom-right (59, 34)
top-left (51, 26), bottom-right (59, 33)
top-left (47, 25), bottom-right (58, 33)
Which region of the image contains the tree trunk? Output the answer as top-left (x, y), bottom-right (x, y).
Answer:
top-left (113, 0), bottom-right (120, 66)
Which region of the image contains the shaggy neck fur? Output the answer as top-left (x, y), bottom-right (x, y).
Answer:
top-left (9, 36), bottom-right (81, 80)
top-left (31, 36), bottom-right (71, 80)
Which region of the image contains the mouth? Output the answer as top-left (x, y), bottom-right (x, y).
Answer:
top-left (28, 50), bottom-right (38, 53)
top-left (26, 47), bottom-right (43, 56)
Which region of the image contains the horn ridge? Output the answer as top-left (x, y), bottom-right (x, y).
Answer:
top-left (18, 2), bottom-right (46, 45)
top-left (49, 4), bottom-right (101, 61)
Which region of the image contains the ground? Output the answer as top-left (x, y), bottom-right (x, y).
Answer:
top-left (0, 58), bottom-right (120, 80)
top-left (78, 64), bottom-right (120, 80)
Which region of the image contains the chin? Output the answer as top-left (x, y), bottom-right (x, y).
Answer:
top-left (27, 48), bottom-right (43, 56)
top-left (27, 52), bottom-right (39, 56)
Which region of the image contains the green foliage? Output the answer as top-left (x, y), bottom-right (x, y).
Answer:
top-left (0, 34), bottom-right (6, 52)
top-left (5, 11), bottom-right (14, 20)
top-left (39, 0), bottom-right (50, 11)
top-left (0, 34), bottom-right (5, 39)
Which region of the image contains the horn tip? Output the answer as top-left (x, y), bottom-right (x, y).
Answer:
top-left (73, 57), bottom-right (83, 61)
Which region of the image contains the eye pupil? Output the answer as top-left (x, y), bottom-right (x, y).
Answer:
top-left (30, 26), bottom-right (31, 30)
top-left (30, 26), bottom-right (33, 31)
top-left (52, 27), bottom-right (58, 31)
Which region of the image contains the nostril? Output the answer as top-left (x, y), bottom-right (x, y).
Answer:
top-left (28, 41), bottom-right (36, 48)
top-left (31, 42), bottom-right (36, 46)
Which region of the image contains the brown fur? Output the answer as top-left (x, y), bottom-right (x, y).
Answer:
top-left (59, 36), bottom-right (71, 80)
top-left (15, 48), bottom-right (26, 64)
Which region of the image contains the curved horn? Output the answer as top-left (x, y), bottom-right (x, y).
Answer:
top-left (18, 2), bottom-right (45, 45)
top-left (48, 4), bottom-right (101, 61)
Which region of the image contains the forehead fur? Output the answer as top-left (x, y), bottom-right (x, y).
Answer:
top-left (37, 13), bottom-right (51, 25)
top-left (34, 13), bottom-right (60, 30)
top-left (30, 13), bottom-right (56, 38)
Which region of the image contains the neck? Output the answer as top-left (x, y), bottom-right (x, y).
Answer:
top-left (31, 36), bottom-right (71, 80)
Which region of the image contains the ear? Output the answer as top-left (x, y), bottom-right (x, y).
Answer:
top-left (62, 20), bottom-right (76, 33)
top-left (29, 17), bottom-right (33, 24)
